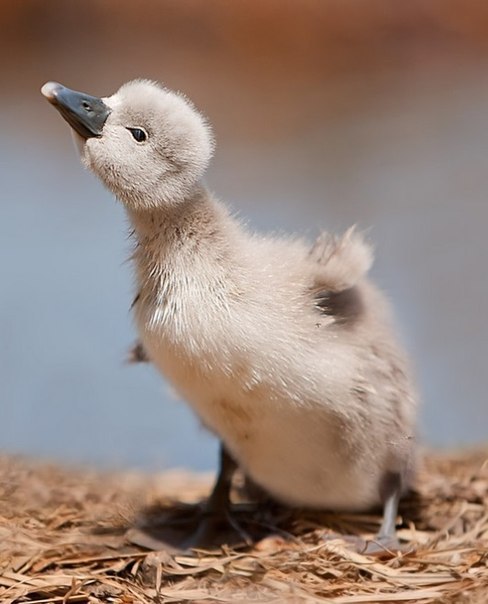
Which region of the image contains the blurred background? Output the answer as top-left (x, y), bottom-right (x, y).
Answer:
top-left (1, 1), bottom-right (487, 471)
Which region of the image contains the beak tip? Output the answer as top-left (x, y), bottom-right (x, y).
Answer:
top-left (41, 81), bottom-right (62, 103)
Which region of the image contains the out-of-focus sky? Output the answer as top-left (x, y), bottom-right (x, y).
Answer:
top-left (1, 1), bottom-right (487, 471)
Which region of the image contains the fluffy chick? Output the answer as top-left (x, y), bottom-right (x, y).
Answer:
top-left (42, 79), bottom-right (417, 550)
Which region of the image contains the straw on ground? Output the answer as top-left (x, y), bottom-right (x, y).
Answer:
top-left (1, 449), bottom-right (487, 603)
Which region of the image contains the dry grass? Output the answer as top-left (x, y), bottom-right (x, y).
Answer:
top-left (1, 449), bottom-right (487, 603)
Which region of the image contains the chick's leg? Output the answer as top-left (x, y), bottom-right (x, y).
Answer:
top-left (202, 442), bottom-right (236, 516)
top-left (377, 471), bottom-right (402, 541)
top-left (364, 471), bottom-right (402, 554)
top-left (183, 442), bottom-right (251, 549)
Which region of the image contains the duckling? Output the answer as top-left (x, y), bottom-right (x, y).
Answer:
top-left (41, 80), bottom-right (417, 552)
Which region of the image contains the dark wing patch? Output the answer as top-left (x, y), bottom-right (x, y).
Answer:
top-left (130, 291), bottom-right (141, 310)
top-left (127, 341), bottom-right (150, 363)
top-left (314, 285), bottom-right (364, 325)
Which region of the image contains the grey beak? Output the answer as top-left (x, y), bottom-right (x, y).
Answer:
top-left (41, 82), bottom-right (111, 139)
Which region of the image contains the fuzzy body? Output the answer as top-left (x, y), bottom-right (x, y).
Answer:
top-left (129, 191), bottom-right (416, 511)
top-left (47, 79), bottom-right (417, 513)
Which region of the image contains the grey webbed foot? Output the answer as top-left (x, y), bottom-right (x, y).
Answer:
top-left (362, 535), bottom-right (402, 556)
top-left (127, 443), bottom-right (250, 553)
top-left (181, 507), bottom-right (252, 550)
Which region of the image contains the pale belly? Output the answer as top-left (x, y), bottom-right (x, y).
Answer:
top-left (145, 340), bottom-right (382, 512)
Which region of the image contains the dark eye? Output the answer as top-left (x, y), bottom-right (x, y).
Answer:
top-left (127, 127), bottom-right (147, 142)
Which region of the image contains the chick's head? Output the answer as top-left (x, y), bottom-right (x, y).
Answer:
top-left (42, 79), bottom-right (214, 209)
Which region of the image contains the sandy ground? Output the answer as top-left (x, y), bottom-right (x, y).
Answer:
top-left (1, 449), bottom-right (487, 603)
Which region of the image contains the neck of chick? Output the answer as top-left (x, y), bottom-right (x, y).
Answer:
top-left (127, 185), bottom-right (243, 352)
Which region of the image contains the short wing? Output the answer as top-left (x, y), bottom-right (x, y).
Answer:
top-left (309, 226), bottom-right (373, 293)
top-left (127, 341), bottom-right (150, 363)
top-left (308, 227), bottom-right (373, 325)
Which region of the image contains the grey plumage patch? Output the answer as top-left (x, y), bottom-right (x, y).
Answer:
top-left (127, 341), bottom-right (149, 363)
top-left (314, 286), bottom-right (364, 325)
